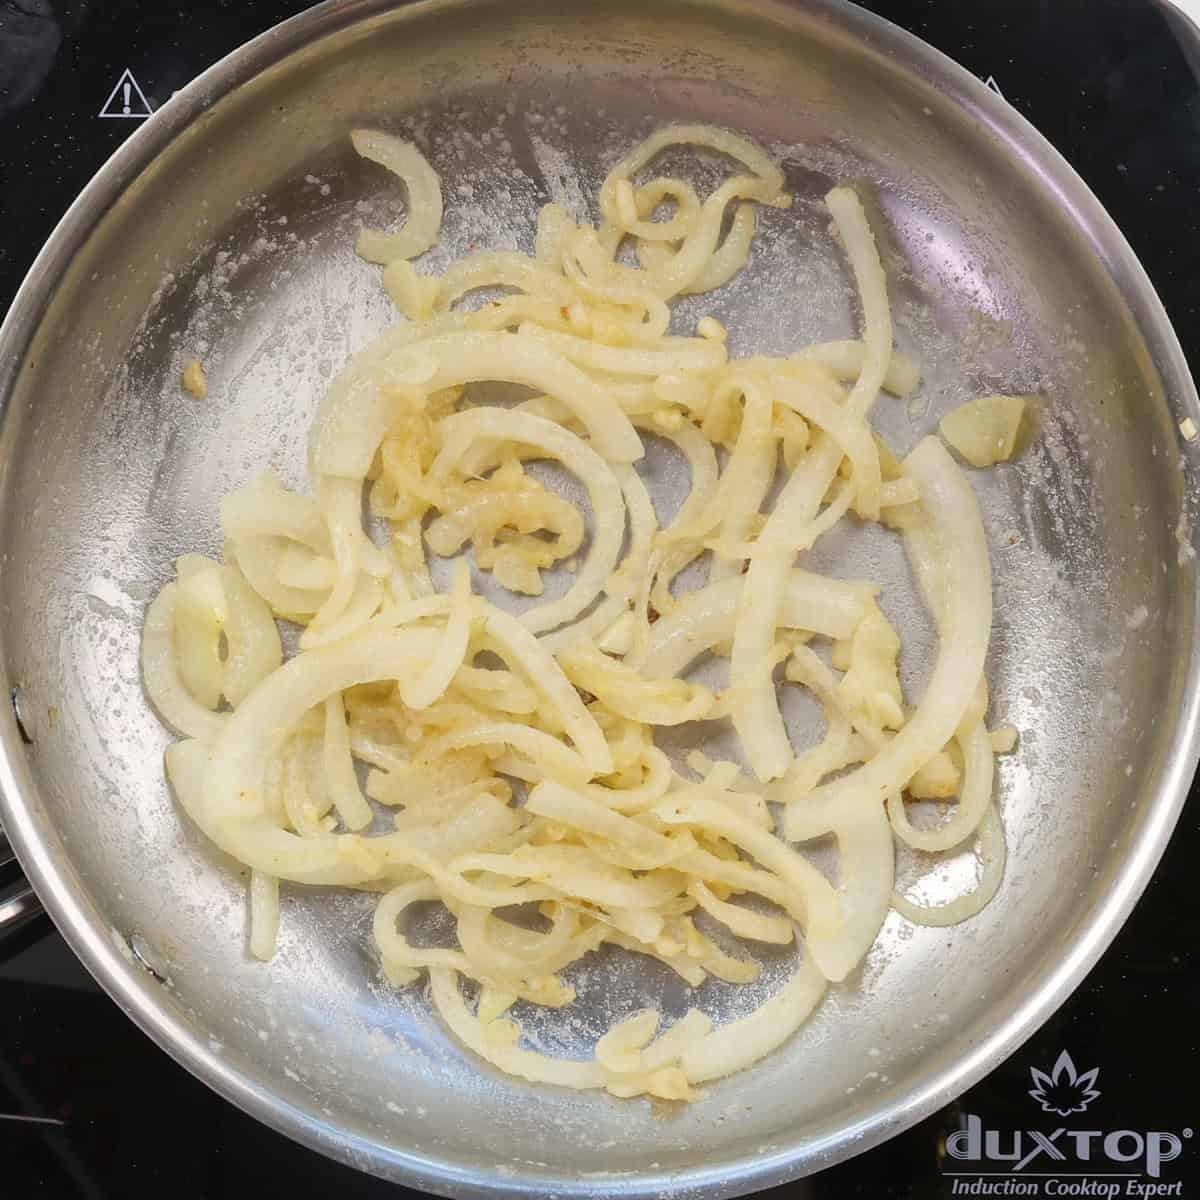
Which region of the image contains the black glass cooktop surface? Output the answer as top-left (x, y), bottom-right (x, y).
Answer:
top-left (0, 1), bottom-right (1197, 1196)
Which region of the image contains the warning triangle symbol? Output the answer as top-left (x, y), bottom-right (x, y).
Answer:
top-left (983, 75), bottom-right (1006, 101)
top-left (98, 68), bottom-right (154, 119)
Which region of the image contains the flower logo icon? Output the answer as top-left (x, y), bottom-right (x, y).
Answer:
top-left (1028, 1051), bottom-right (1101, 1117)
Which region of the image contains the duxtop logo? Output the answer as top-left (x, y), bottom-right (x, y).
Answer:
top-left (942, 1049), bottom-right (1190, 1198)
top-left (1028, 1051), bottom-right (1101, 1117)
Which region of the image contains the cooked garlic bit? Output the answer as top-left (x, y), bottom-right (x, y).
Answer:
top-left (181, 358), bottom-right (208, 399)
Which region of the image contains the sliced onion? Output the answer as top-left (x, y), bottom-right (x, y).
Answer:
top-left (351, 128), bottom-right (443, 264)
top-left (639, 569), bottom-right (875, 676)
top-left (782, 436), bottom-right (991, 827)
top-left (311, 330), bottom-right (642, 482)
top-left (142, 584), bottom-right (226, 742)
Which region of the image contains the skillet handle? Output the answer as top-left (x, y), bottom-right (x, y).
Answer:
top-left (0, 834), bottom-right (43, 935)
top-left (0, 880), bottom-right (42, 934)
